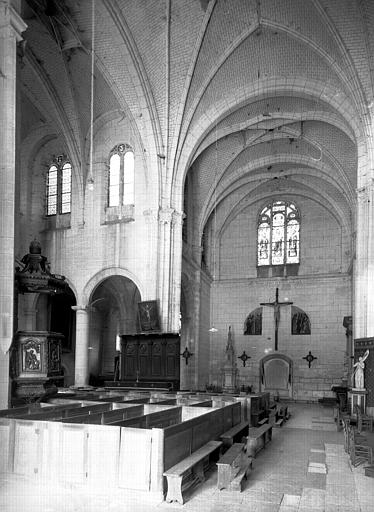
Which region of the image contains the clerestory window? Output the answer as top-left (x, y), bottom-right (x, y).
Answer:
top-left (46, 157), bottom-right (71, 216)
top-left (108, 144), bottom-right (134, 207)
top-left (257, 201), bottom-right (300, 266)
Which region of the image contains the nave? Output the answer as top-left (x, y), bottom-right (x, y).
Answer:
top-left (1, 402), bottom-right (373, 512)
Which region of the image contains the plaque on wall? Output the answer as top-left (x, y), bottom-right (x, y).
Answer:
top-left (138, 301), bottom-right (160, 332)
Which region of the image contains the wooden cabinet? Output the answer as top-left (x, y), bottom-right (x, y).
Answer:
top-left (120, 333), bottom-right (180, 390)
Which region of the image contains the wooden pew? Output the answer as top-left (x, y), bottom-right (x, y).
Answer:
top-left (63, 405), bottom-right (145, 425)
top-left (219, 420), bottom-right (249, 450)
top-left (245, 423), bottom-right (273, 457)
top-left (110, 406), bottom-right (182, 429)
top-left (163, 440), bottom-right (222, 504)
top-left (216, 443), bottom-right (253, 491)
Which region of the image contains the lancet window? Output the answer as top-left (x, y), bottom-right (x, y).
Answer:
top-left (257, 201), bottom-right (300, 266)
top-left (46, 157), bottom-right (71, 216)
top-left (108, 144), bottom-right (135, 207)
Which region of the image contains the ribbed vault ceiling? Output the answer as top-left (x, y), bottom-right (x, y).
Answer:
top-left (20, 0), bottom-right (374, 249)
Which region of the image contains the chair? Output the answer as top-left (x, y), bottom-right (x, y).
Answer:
top-left (342, 418), bottom-right (350, 453)
top-left (355, 405), bottom-right (374, 433)
top-left (348, 424), bottom-right (372, 467)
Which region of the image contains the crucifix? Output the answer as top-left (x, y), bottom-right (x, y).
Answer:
top-left (260, 288), bottom-right (293, 351)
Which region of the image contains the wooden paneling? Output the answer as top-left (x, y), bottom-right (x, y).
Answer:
top-left (86, 425), bottom-right (120, 488)
top-left (120, 334), bottom-right (180, 388)
top-left (61, 425), bottom-right (86, 483)
top-left (118, 428), bottom-right (152, 490)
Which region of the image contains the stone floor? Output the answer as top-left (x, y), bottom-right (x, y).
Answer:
top-left (0, 402), bottom-right (373, 512)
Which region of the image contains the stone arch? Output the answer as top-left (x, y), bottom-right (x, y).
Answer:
top-left (81, 267), bottom-right (144, 306)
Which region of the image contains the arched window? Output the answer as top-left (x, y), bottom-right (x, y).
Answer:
top-left (291, 306), bottom-right (311, 335)
top-left (108, 144), bottom-right (134, 207)
top-left (257, 201), bottom-right (300, 266)
top-left (244, 307), bottom-right (263, 335)
top-left (46, 157), bottom-right (71, 216)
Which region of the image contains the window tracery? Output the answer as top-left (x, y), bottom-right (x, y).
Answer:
top-left (108, 144), bottom-right (134, 207)
top-left (257, 201), bottom-right (300, 266)
top-left (46, 156), bottom-right (71, 216)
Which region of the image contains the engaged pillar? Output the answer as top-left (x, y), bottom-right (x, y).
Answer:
top-left (0, 2), bottom-right (26, 407)
top-left (72, 305), bottom-right (90, 387)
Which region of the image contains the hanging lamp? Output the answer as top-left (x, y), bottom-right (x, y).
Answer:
top-left (87, 0), bottom-right (95, 190)
top-left (209, 125), bottom-right (219, 333)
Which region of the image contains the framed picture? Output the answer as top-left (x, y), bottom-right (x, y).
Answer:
top-left (138, 300), bottom-right (161, 332)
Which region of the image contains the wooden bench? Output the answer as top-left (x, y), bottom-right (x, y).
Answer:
top-left (163, 440), bottom-right (222, 504)
top-left (216, 443), bottom-right (253, 491)
top-left (220, 421), bottom-right (249, 449)
top-left (245, 423), bottom-right (273, 457)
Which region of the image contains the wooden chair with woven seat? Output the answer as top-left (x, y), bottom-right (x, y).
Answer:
top-left (355, 405), bottom-right (374, 433)
top-left (342, 418), bottom-right (350, 453)
top-left (348, 424), bottom-right (372, 467)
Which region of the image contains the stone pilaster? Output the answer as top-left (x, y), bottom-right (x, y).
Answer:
top-left (72, 305), bottom-right (90, 387)
top-left (0, 2), bottom-right (26, 407)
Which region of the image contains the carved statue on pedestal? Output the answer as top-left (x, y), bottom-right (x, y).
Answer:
top-left (352, 349), bottom-right (369, 389)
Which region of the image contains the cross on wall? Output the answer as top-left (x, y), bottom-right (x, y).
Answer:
top-left (260, 288), bottom-right (293, 351)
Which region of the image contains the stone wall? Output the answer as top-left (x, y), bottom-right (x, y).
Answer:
top-left (207, 195), bottom-right (351, 400)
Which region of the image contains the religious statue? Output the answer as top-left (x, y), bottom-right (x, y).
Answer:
top-left (352, 349), bottom-right (369, 389)
top-left (260, 288), bottom-right (293, 351)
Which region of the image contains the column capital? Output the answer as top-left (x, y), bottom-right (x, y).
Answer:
top-left (356, 182), bottom-right (374, 203)
top-left (71, 305), bottom-right (88, 312)
top-left (171, 210), bottom-right (185, 227)
top-left (159, 207), bottom-right (174, 225)
top-left (0, 4), bottom-right (27, 42)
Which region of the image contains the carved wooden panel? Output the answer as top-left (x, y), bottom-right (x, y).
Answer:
top-left (120, 334), bottom-right (180, 387)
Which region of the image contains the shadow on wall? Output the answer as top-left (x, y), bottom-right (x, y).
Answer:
top-left (61, 353), bottom-right (75, 387)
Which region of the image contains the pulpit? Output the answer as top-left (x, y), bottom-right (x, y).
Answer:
top-left (11, 330), bottom-right (64, 398)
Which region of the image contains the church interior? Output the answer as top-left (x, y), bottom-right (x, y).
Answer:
top-left (1, 0), bottom-right (374, 510)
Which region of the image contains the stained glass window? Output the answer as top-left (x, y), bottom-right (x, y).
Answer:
top-left (257, 201), bottom-right (300, 266)
top-left (46, 158), bottom-right (72, 216)
top-left (108, 144), bottom-right (134, 207)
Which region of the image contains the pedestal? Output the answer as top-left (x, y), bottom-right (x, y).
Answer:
top-left (222, 364), bottom-right (238, 394)
top-left (348, 388), bottom-right (367, 415)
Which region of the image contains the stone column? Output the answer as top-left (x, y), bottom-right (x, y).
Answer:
top-left (0, 2), bottom-right (26, 407)
top-left (354, 184), bottom-right (374, 338)
top-left (143, 208), bottom-right (159, 300)
top-left (72, 305), bottom-right (90, 387)
top-left (158, 207), bottom-right (174, 330)
top-left (169, 210), bottom-right (184, 332)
